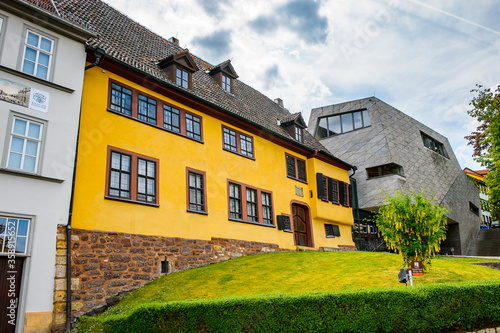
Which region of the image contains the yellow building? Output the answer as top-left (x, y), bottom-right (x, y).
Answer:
top-left (55, 0), bottom-right (356, 326)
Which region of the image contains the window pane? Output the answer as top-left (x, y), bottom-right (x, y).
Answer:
top-left (27, 32), bottom-right (39, 46)
top-left (362, 110), bottom-right (371, 127)
top-left (24, 47), bottom-right (37, 62)
top-left (138, 159), bottom-right (146, 175)
top-left (25, 140), bottom-right (38, 156)
top-left (328, 116), bottom-right (341, 135)
top-left (13, 119), bottom-right (27, 135)
top-left (353, 111), bottom-right (363, 129)
top-left (316, 118), bottom-right (328, 139)
top-left (36, 66), bottom-right (48, 79)
top-left (0, 218), bottom-right (6, 235)
top-left (38, 52), bottom-right (50, 66)
top-left (147, 161), bottom-right (155, 177)
top-left (8, 152), bottom-right (22, 169)
top-left (341, 113), bottom-right (353, 132)
top-left (15, 237), bottom-right (27, 253)
top-left (23, 156), bottom-right (36, 172)
top-left (121, 173), bottom-right (130, 190)
top-left (40, 37), bottom-right (52, 52)
top-left (10, 137), bottom-right (25, 153)
top-left (286, 155), bottom-right (296, 178)
top-left (110, 171), bottom-right (120, 188)
top-left (111, 152), bottom-right (120, 169)
top-left (22, 60), bottom-right (35, 75)
top-left (28, 123), bottom-right (41, 139)
top-left (121, 155), bottom-right (131, 171)
top-left (138, 177), bottom-right (146, 193)
top-left (147, 179), bottom-right (155, 195)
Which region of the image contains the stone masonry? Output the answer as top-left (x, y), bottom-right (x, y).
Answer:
top-left (52, 225), bottom-right (284, 332)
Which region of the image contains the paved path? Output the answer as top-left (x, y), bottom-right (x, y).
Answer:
top-left (467, 227), bottom-right (500, 256)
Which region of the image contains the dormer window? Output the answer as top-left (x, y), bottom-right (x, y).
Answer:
top-left (279, 112), bottom-right (307, 143)
top-left (210, 60), bottom-right (238, 94)
top-left (158, 50), bottom-right (198, 90)
top-left (295, 126), bottom-right (303, 143)
top-left (222, 74), bottom-right (232, 93)
top-left (176, 68), bottom-right (189, 88)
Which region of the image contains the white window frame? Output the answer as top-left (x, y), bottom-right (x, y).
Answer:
top-left (5, 114), bottom-right (45, 174)
top-left (21, 28), bottom-right (55, 80)
top-left (0, 216), bottom-right (31, 255)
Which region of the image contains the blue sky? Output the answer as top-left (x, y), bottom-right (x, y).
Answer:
top-left (104, 0), bottom-right (500, 170)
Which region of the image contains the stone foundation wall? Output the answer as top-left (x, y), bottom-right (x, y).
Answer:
top-left (51, 226), bottom-right (284, 332)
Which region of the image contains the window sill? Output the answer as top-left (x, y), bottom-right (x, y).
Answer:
top-left (287, 176), bottom-right (308, 184)
top-left (0, 65), bottom-right (74, 93)
top-left (366, 174), bottom-right (406, 181)
top-left (187, 209), bottom-right (208, 215)
top-left (107, 109), bottom-right (205, 144)
top-left (229, 218), bottom-right (276, 228)
top-left (104, 195), bottom-right (159, 207)
top-left (223, 148), bottom-right (255, 160)
top-left (0, 168), bottom-right (64, 183)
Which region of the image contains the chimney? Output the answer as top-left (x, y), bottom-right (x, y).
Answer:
top-left (169, 37), bottom-right (179, 45)
top-left (274, 98), bottom-right (283, 107)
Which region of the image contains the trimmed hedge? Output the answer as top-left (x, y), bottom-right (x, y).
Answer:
top-left (77, 279), bottom-right (500, 333)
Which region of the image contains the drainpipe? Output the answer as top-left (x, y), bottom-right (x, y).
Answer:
top-left (66, 46), bottom-right (106, 332)
top-left (349, 167), bottom-right (361, 249)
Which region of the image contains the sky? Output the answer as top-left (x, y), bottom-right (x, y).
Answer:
top-left (104, 0), bottom-right (500, 171)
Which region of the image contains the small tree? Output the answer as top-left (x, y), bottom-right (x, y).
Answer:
top-left (376, 190), bottom-right (448, 270)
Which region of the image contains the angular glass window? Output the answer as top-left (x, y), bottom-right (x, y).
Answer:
top-left (353, 111), bottom-right (363, 129)
top-left (341, 113), bottom-right (353, 132)
top-left (366, 163), bottom-right (403, 179)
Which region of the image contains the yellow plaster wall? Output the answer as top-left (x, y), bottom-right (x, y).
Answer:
top-left (72, 66), bottom-right (355, 250)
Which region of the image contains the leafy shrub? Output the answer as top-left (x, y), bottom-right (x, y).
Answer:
top-left (77, 279), bottom-right (500, 333)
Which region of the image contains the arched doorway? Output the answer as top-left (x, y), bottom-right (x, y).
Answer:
top-left (292, 204), bottom-right (310, 247)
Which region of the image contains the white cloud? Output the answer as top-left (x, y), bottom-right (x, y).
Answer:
top-left (104, 0), bottom-right (500, 170)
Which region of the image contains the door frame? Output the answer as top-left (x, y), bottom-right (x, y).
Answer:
top-left (0, 212), bottom-right (34, 333)
top-left (290, 201), bottom-right (314, 248)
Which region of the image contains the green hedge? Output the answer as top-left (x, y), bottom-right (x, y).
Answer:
top-left (77, 279), bottom-right (500, 333)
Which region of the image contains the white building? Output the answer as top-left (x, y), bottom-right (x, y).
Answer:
top-left (0, 1), bottom-right (92, 332)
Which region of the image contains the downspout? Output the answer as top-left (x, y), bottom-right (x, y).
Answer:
top-left (66, 47), bottom-right (105, 332)
top-left (349, 167), bottom-right (361, 249)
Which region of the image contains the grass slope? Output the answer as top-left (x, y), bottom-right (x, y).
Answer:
top-left (102, 251), bottom-right (500, 318)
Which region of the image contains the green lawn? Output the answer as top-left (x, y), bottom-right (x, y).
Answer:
top-left (103, 251), bottom-right (500, 318)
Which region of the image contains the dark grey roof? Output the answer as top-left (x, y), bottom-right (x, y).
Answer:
top-left (53, 0), bottom-right (348, 161)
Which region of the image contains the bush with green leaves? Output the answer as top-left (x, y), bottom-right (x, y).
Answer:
top-left (375, 190), bottom-right (448, 270)
top-left (77, 279), bottom-right (500, 333)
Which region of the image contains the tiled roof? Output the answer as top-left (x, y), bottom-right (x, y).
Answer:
top-left (53, 0), bottom-right (344, 159)
top-left (22, 0), bottom-right (59, 15)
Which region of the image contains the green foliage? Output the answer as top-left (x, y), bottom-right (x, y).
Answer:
top-left (376, 190), bottom-right (448, 270)
top-left (466, 84), bottom-right (500, 219)
top-left (77, 279), bottom-right (500, 333)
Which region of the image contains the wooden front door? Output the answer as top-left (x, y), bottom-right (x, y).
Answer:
top-left (0, 256), bottom-right (24, 333)
top-left (292, 204), bottom-right (309, 246)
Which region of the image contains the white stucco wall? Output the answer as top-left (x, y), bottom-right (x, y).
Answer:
top-left (0, 2), bottom-right (89, 327)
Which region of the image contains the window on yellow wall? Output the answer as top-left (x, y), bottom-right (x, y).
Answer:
top-left (228, 180), bottom-right (274, 226)
top-left (316, 173), bottom-right (340, 204)
top-left (325, 224), bottom-right (340, 238)
top-left (187, 168), bottom-right (207, 214)
top-left (106, 146), bottom-right (159, 206)
top-left (107, 79), bottom-right (203, 142)
top-left (222, 126), bottom-right (254, 159)
top-left (286, 153), bottom-right (306, 182)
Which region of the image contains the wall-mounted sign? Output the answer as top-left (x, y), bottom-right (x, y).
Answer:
top-left (410, 261), bottom-right (424, 276)
top-left (0, 78), bottom-right (50, 113)
top-left (295, 185), bottom-right (304, 197)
